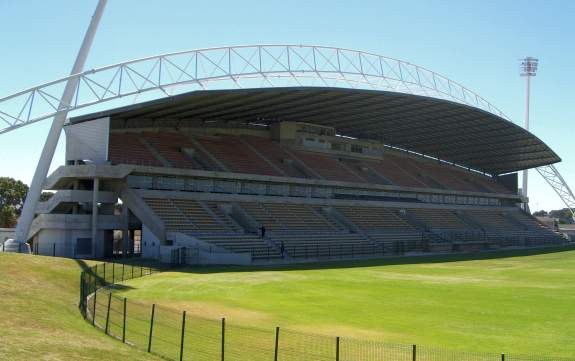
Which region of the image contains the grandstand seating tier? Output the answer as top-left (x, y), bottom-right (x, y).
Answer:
top-left (141, 195), bottom-right (564, 260)
top-left (108, 131), bottom-right (512, 195)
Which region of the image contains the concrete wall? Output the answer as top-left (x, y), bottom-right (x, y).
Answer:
top-left (158, 245), bottom-right (251, 265)
top-left (0, 228), bottom-right (14, 244)
top-left (34, 228), bottom-right (99, 258)
top-left (142, 224), bottom-right (161, 259)
top-left (65, 117), bottom-right (110, 164)
top-left (197, 250), bottom-right (251, 265)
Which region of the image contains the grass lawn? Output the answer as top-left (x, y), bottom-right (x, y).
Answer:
top-left (0, 253), bottom-right (162, 361)
top-left (113, 247), bottom-right (575, 358)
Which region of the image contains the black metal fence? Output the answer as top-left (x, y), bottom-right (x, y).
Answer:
top-left (79, 262), bottom-right (572, 361)
top-left (79, 262), bottom-right (154, 318)
top-left (169, 235), bottom-right (568, 265)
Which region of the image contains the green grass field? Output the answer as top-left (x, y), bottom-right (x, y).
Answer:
top-left (0, 253), bottom-right (161, 361)
top-left (112, 247), bottom-right (575, 358)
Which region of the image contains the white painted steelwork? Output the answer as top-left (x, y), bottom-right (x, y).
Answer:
top-left (0, 45), bottom-right (511, 135)
top-left (536, 165), bottom-right (575, 219)
top-left (13, 0), bottom-right (108, 243)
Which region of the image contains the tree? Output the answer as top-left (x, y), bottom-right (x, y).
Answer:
top-left (40, 192), bottom-right (54, 202)
top-left (549, 208), bottom-right (572, 220)
top-left (0, 177), bottom-right (28, 228)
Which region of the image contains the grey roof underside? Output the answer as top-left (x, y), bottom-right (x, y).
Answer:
top-left (69, 87), bottom-right (560, 175)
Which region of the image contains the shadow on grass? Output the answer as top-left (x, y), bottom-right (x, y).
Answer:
top-left (168, 244), bottom-right (575, 275)
top-left (74, 258), bottom-right (161, 291)
top-left (107, 283), bottom-right (136, 291)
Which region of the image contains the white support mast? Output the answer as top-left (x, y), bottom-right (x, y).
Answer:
top-left (519, 57), bottom-right (538, 210)
top-left (14, 0), bottom-right (108, 244)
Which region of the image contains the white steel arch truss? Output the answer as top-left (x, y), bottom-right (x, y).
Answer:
top-left (0, 45), bottom-right (509, 134)
top-left (536, 165), bottom-right (575, 218)
top-left (0, 45), bottom-right (573, 218)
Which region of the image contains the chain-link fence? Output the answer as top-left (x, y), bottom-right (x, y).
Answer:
top-left (79, 263), bottom-right (572, 361)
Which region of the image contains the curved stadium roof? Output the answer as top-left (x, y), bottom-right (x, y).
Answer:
top-left (71, 86), bottom-right (560, 176)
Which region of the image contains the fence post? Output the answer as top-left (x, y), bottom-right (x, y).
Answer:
top-left (221, 317), bottom-right (225, 361)
top-left (412, 344), bottom-right (416, 361)
top-left (103, 263), bottom-right (107, 285)
top-left (336, 336), bottom-right (340, 361)
top-left (105, 293), bottom-right (112, 334)
top-left (79, 273), bottom-right (84, 310)
top-left (81, 273), bottom-right (86, 313)
top-left (122, 297), bottom-right (127, 343)
top-left (501, 354), bottom-right (505, 361)
top-left (274, 327), bottom-right (280, 361)
top-left (122, 263), bottom-right (125, 282)
top-left (179, 310), bottom-right (186, 361)
top-left (112, 262), bottom-right (115, 283)
top-left (53, 243), bottom-right (56, 257)
top-left (92, 289), bottom-right (97, 326)
top-left (94, 263), bottom-right (98, 283)
top-left (140, 265), bottom-right (143, 278)
top-left (131, 264), bottom-right (134, 279)
top-left (148, 304), bottom-right (156, 353)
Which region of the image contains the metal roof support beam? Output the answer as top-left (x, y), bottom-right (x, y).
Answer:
top-left (536, 165), bottom-right (575, 219)
top-left (170, 91), bottom-right (333, 123)
top-left (406, 133), bottom-right (537, 155)
top-left (128, 90), bottom-right (300, 121)
top-left (215, 92), bottom-right (376, 123)
top-left (442, 144), bottom-right (548, 162)
top-left (324, 100), bottom-right (446, 128)
top-left (341, 108), bottom-right (478, 135)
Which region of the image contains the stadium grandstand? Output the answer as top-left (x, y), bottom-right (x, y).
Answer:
top-left (24, 81), bottom-right (567, 263)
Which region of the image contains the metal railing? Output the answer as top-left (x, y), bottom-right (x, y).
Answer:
top-left (168, 232), bottom-right (570, 266)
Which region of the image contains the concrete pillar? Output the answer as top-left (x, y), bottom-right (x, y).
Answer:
top-left (91, 178), bottom-right (99, 258)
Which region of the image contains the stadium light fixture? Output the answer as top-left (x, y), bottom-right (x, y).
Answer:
top-left (520, 57), bottom-right (538, 77)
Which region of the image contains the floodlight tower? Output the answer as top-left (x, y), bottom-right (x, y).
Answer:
top-left (520, 57), bottom-right (538, 209)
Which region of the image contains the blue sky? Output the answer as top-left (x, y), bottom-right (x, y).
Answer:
top-left (0, 0), bottom-right (573, 212)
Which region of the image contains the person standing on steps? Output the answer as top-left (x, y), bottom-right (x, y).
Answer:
top-left (260, 225), bottom-right (266, 239)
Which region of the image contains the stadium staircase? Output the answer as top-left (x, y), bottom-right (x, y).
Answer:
top-left (238, 136), bottom-right (289, 177)
top-left (138, 136), bottom-right (172, 167)
top-left (187, 136), bottom-right (229, 171)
